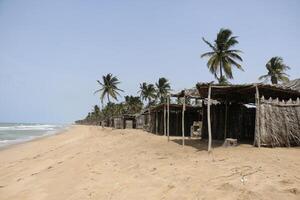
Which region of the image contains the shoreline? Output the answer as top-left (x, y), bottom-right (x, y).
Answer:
top-left (0, 125), bottom-right (71, 151)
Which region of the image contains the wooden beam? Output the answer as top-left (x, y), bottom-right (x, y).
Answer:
top-left (254, 85), bottom-right (261, 148)
top-left (207, 85), bottom-right (212, 152)
top-left (224, 101), bottom-right (228, 139)
top-left (164, 99), bottom-right (166, 136)
top-left (155, 111), bottom-right (158, 134)
top-left (167, 95), bottom-right (170, 141)
top-left (182, 96), bottom-right (185, 147)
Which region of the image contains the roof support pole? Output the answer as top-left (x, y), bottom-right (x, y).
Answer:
top-left (164, 99), bottom-right (166, 136)
top-left (148, 107), bottom-right (151, 132)
top-left (155, 110), bottom-right (158, 134)
top-left (254, 85), bottom-right (261, 148)
top-left (224, 101), bottom-right (228, 140)
top-left (207, 85), bottom-right (212, 152)
top-left (182, 96), bottom-right (186, 147)
top-left (167, 95), bottom-right (170, 141)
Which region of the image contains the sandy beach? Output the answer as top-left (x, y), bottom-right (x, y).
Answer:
top-left (0, 125), bottom-right (299, 200)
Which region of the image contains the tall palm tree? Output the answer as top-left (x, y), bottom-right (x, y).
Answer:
top-left (155, 77), bottom-right (171, 103)
top-left (138, 82), bottom-right (156, 106)
top-left (201, 28), bottom-right (243, 84)
top-left (259, 57), bottom-right (290, 84)
top-left (94, 73), bottom-right (124, 105)
top-left (124, 95), bottom-right (143, 114)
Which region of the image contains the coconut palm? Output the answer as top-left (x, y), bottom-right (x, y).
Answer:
top-left (259, 57), bottom-right (290, 84)
top-left (201, 28), bottom-right (243, 84)
top-left (155, 77), bottom-right (171, 103)
top-left (124, 95), bottom-right (143, 114)
top-left (94, 73), bottom-right (124, 105)
top-left (138, 82), bottom-right (156, 106)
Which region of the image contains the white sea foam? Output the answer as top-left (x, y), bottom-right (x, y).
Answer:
top-left (0, 124), bottom-right (62, 131)
top-left (0, 123), bottom-right (67, 148)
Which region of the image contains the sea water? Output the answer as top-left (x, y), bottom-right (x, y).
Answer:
top-left (0, 123), bottom-right (67, 148)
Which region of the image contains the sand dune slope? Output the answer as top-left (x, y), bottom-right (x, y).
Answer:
top-left (0, 125), bottom-right (299, 200)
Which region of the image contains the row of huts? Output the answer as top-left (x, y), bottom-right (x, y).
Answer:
top-left (105, 80), bottom-right (300, 149)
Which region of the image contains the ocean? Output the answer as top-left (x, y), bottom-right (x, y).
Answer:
top-left (0, 123), bottom-right (68, 148)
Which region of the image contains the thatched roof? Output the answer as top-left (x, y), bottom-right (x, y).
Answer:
top-left (196, 82), bottom-right (300, 103)
top-left (142, 103), bottom-right (201, 113)
top-left (282, 78), bottom-right (300, 92)
top-left (171, 88), bottom-right (200, 98)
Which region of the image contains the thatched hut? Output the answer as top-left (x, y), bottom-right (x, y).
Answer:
top-left (196, 83), bottom-right (300, 150)
top-left (144, 88), bottom-right (203, 146)
top-left (112, 114), bottom-right (137, 129)
top-left (147, 103), bottom-right (202, 136)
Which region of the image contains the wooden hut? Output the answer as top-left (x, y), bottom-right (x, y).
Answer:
top-left (135, 114), bottom-right (145, 129)
top-left (147, 103), bottom-right (202, 136)
top-left (144, 88), bottom-right (203, 146)
top-left (196, 83), bottom-right (300, 150)
top-left (112, 114), bottom-right (137, 129)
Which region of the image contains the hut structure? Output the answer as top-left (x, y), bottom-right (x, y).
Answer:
top-left (147, 103), bottom-right (202, 136)
top-left (112, 114), bottom-right (137, 129)
top-left (196, 83), bottom-right (300, 151)
top-left (283, 78), bottom-right (300, 92)
top-left (146, 88), bottom-right (203, 146)
top-left (135, 114), bottom-right (145, 129)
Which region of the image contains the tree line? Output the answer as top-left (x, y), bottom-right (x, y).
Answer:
top-left (75, 75), bottom-right (171, 125)
top-left (76, 28), bottom-right (291, 125)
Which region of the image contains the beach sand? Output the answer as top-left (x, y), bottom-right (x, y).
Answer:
top-left (0, 125), bottom-right (299, 200)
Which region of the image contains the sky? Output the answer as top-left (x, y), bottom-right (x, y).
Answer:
top-left (0, 0), bottom-right (299, 123)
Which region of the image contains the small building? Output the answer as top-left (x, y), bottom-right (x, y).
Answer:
top-left (196, 83), bottom-right (300, 149)
top-left (112, 114), bottom-right (137, 129)
top-left (146, 103), bottom-right (202, 136)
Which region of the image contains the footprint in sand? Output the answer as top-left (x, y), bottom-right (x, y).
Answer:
top-left (279, 179), bottom-right (294, 185)
top-left (33, 154), bottom-right (41, 159)
top-left (285, 188), bottom-right (299, 195)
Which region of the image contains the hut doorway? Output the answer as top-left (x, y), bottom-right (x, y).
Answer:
top-left (202, 103), bottom-right (256, 144)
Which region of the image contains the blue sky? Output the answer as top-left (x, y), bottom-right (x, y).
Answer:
top-left (0, 0), bottom-right (299, 123)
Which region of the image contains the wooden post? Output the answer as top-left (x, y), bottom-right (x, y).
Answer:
top-left (182, 96), bottom-right (186, 146)
top-left (148, 107), bottom-right (151, 132)
top-left (167, 95), bottom-right (170, 141)
top-left (254, 85), bottom-right (261, 148)
top-left (207, 85), bottom-right (212, 152)
top-left (155, 110), bottom-right (158, 134)
top-left (164, 99), bottom-right (166, 136)
top-left (224, 101), bottom-right (228, 140)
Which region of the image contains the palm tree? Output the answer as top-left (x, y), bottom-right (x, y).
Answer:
top-left (94, 73), bottom-right (124, 105)
top-left (259, 57), bottom-right (290, 84)
top-left (124, 95), bottom-right (143, 114)
top-left (138, 82), bottom-right (156, 106)
top-left (155, 77), bottom-right (171, 103)
top-left (201, 28), bottom-right (243, 84)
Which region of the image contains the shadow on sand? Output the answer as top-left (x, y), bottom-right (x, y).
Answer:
top-left (170, 138), bottom-right (231, 152)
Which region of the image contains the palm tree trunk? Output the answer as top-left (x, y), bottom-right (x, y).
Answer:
top-left (107, 95), bottom-right (110, 103)
top-left (271, 76), bottom-right (278, 84)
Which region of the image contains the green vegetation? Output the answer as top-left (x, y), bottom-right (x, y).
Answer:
top-left (76, 28), bottom-right (292, 125)
top-left (76, 76), bottom-right (172, 125)
top-left (94, 73), bottom-right (124, 105)
top-left (201, 28), bottom-right (243, 84)
top-left (155, 77), bottom-right (171, 103)
top-left (138, 82), bottom-right (157, 106)
top-left (259, 57), bottom-right (290, 84)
